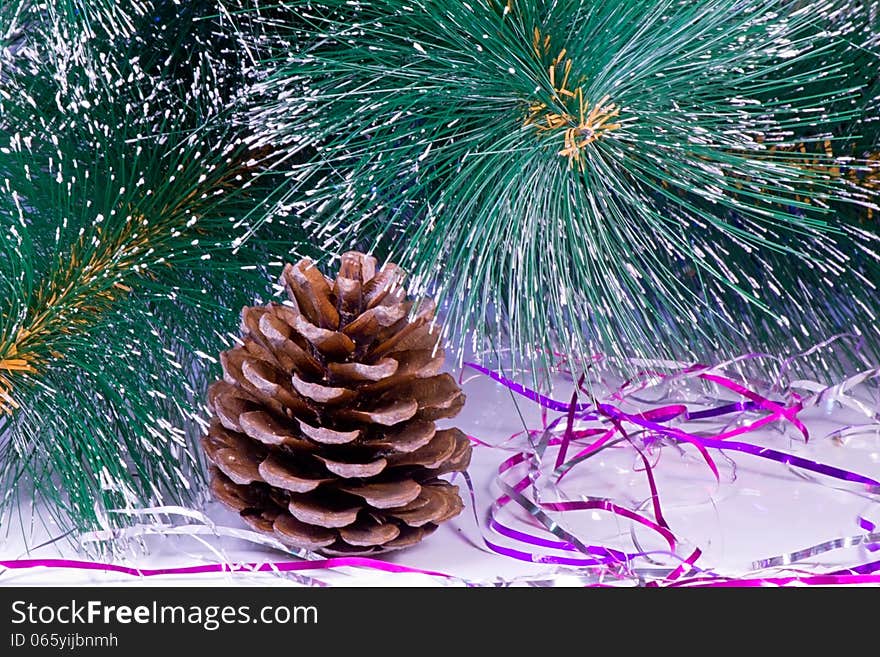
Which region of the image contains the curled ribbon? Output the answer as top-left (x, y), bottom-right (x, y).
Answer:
top-left (459, 341), bottom-right (880, 585)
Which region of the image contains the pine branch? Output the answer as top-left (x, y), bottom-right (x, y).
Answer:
top-left (0, 0), bottom-right (304, 538)
top-left (245, 0), bottom-right (880, 382)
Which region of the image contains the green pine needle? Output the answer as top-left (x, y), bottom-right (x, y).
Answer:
top-left (246, 0), bottom-right (880, 383)
top-left (0, 0), bottom-right (304, 540)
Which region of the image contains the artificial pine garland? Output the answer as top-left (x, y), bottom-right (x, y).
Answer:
top-left (245, 0), bottom-right (880, 380)
top-left (0, 1), bottom-right (301, 535)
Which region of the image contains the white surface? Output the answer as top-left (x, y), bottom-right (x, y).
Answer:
top-left (1, 363), bottom-right (879, 586)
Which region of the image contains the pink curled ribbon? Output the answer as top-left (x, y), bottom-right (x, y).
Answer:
top-left (0, 557), bottom-right (456, 581)
top-left (463, 362), bottom-right (879, 488)
top-left (461, 358), bottom-right (880, 584)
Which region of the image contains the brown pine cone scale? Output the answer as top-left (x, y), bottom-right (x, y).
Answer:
top-left (202, 252), bottom-right (471, 554)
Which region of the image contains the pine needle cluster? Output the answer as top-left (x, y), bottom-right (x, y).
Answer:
top-left (0, 1), bottom-right (302, 537)
top-left (246, 0), bottom-right (880, 381)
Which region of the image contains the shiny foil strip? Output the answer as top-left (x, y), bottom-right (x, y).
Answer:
top-left (458, 335), bottom-right (880, 585)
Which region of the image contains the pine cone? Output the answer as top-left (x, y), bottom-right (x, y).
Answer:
top-left (201, 252), bottom-right (471, 554)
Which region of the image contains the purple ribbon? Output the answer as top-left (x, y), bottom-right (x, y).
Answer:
top-left (0, 557), bottom-right (455, 580)
top-left (464, 359), bottom-right (880, 585)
